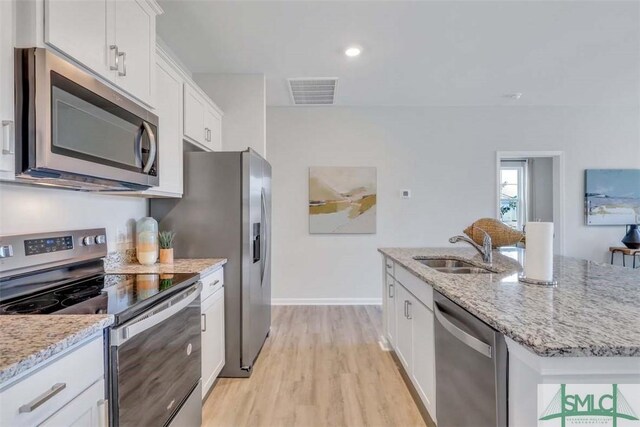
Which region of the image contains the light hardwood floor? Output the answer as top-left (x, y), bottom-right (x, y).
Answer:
top-left (202, 305), bottom-right (427, 427)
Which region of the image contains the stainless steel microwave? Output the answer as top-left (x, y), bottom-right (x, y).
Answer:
top-left (14, 48), bottom-right (159, 191)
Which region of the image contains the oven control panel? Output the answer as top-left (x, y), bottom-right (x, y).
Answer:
top-left (25, 236), bottom-right (74, 256)
top-left (0, 228), bottom-right (107, 279)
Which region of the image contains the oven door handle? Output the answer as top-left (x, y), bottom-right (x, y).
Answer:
top-left (111, 282), bottom-right (202, 347)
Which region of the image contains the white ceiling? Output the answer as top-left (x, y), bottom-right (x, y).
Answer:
top-left (157, 1), bottom-right (639, 107)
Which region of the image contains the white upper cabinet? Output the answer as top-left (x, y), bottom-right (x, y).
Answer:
top-left (39, 0), bottom-right (161, 106)
top-left (0, 0), bottom-right (15, 180)
top-left (112, 0), bottom-right (155, 104)
top-left (143, 49), bottom-right (183, 197)
top-left (44, 0), bottom-right (110, 79)
top-left (183, 82), bottom-right (223, 152)
top-left (183, 83), bottom-right (207, 146)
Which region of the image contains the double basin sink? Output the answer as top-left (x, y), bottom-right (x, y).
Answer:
top-left (413, 257), bottom-right (494, 274)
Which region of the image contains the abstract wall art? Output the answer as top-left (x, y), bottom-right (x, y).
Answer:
top-left (585, 169), bottom-right (640, 225)
top-left (309, 167), bottom-right (377, 234)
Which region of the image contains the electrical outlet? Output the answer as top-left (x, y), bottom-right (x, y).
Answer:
top-left (401, 189), bottom-right (411, 199)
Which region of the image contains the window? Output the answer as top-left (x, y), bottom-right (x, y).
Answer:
top-left (499, 161), bottom-right (528, 230)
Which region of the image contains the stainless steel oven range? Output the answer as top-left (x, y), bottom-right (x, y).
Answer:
top-left (0, 228), bottom-right (202, 427)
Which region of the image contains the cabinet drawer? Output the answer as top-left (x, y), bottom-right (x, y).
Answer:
top-left (0, 335), bottom-right (104, 427)
top-left (395, 264), bottom-right (433, 311)
top-left (200, 267), bottom-right (224, 301)
top-left (384, 258), bottom-right (394, 276)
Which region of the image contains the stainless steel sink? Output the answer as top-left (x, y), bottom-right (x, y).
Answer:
top-left (413, 257), bottom-right (493, 274)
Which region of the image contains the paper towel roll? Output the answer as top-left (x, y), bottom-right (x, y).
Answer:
top-left (524, 222), bottom-right (554, 282)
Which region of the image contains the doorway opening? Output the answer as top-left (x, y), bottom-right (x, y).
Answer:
top-left (496, 151), bottom-right (565, 254)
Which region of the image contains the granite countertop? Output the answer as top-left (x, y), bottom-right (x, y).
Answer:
top-left (379, 247), bottom-right (640, 357)
top-left (0, 315), bottom-right (114, 385)
top-left (104, 254), bottom-right (227, 276)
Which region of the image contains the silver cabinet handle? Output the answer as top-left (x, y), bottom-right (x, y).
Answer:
top-left (404, 300), bottom-right (408, 318)
top-left (208, 128), bottom-right (212, 141)
top-left (434, 302), bottom-right (492, 358)
top-left (406, 301), bottom-right (412, 319)
top-left (386, 263), bottom-right (392, 269)
top-left (19, 383), bottom-right (67, 413)
top-left (209, 279), bottom-right (220, 288)
top-left (388, 283), bottom-right (394, 298)
top-left (2, 120), bottom-right (14, 154)
top-left (201, 313), bottom-right (206, 332)
top-left (118, 51), bottom-right (127, 76)
top-left (109, 45), bottom-right (119, 71)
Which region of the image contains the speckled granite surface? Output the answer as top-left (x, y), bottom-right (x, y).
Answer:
top-left (0, 315), bottom-right (113, 384)
top-left (104, 255), bottom-right (226, 276)
top-left (379, 247), bottom-right (640, 357)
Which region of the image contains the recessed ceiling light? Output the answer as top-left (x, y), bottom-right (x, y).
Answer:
top-left (345, 47), bottom-right (361, 57)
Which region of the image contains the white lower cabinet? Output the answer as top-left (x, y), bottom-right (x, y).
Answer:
top-left (0, 335), bottom-right (106, 427)
top-left (410, 297), bottom-right (436, 419)
top-left (384, 259), bottom-right (437, 423)
top-left (201, 268), bottom-right (225, 398)
top-left (39, 379), bottom-right (107, 427)
top-left (394, 283), bottom-right (412, 371)
top-left (384, 274), bottom-right (396, 348)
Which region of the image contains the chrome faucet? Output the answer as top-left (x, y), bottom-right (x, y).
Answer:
top-left (449, 228), bottom-right (493, 264)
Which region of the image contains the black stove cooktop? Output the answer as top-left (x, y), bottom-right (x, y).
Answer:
top-left (0, 272), bottom-right (200, 325)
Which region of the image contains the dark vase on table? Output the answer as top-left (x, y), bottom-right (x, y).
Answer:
top-left (622, 224), bottom-right (640, 249)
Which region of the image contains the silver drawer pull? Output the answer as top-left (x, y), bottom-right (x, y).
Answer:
top-left (19, 383), bottom-right (66, 413)
top-left (386, 263), bottom-right (392, 268)
top-left (209, 279), bottom-right (220, 288)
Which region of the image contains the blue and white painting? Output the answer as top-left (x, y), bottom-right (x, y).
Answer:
top-left (585, 169), bottom-right (640, 225)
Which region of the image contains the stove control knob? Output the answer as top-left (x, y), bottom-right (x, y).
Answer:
top-left (95, 235), bottom-right (107, 245)
top-left (0, 245), bottom-right (13, 258)
top-left (83, 236), bottom-right (96, 246)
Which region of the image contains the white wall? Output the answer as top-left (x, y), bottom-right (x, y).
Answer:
top-left (194, 73), bottom-right (267, 157)
top-left (267, 106), bottom-right (640, 302)
top-left (0, 184), bottom-right (146, 251)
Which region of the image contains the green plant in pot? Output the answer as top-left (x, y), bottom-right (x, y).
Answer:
top-left (158, 231), bottom-right (176, 264)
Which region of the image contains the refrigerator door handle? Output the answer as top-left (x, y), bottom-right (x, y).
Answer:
top-left (260, 188), bottom-right (268, 286)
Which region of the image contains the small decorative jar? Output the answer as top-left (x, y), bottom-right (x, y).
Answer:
top-left (136, 217), bottom-right (158, 265)
top-left (622, 224), bottom-right (640, 249)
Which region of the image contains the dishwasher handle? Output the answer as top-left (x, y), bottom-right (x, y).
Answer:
top-left (111, 282), bottom-right (202, 346)
top-left (434, 302), bottom-right (492, 359)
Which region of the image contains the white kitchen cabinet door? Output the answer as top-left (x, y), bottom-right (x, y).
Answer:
top-left (183, 83), bottom-right (207, 148)
top-left (44, 0), bottom-right (111, 80)
top-left (204, 107), bottom-right (222, 151)
top-left (39, 380), bottom-right (106, 427)
top-left (0, 0), bottom-right (15, 180)
top-left (113, 0), bottom-right (154, 105)
top-left (394, 284), bottom-right (412, 371)
top-left (385, 274), bottom-right (396, 347)
top-left (145, 53), bottom-right (183, 197)
top-left (411, 299), bottom-right (436, 420)
top-left (201, 287), bottom-right (225, 398)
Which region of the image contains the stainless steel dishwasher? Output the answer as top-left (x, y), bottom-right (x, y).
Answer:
top-left (434, 291), bottom-right (508, 427)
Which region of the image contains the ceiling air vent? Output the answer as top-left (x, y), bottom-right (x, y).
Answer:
top-left (288, 78), bottom-right (338, 105)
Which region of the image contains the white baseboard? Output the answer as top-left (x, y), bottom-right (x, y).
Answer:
top-left (271, 298), bottom-right (382, 306)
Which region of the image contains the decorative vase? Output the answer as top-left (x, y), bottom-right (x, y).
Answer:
top-left (159, 248), bottom-right (174, 264)
top-left (622, 224), bottom-right (640, 249)
top-left (136, 217), bottom-right (158, 265)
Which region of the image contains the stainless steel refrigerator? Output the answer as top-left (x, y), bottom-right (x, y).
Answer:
top-left (150, 149), bottom-right (271, 378)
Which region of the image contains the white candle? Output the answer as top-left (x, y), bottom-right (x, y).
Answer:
top-left (524, 222), bottom-right (554, 282)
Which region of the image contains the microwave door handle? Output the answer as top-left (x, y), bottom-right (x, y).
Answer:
top-left (111, 283), bottom-right (201, 346)
top-left (140, 121), bottom-right (157, 174)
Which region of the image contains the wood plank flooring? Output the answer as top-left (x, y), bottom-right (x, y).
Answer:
top-left (202, 305), bottom-right (427, 427)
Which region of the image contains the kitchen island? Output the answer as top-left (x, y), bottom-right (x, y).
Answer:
top-left (379, 247), bottom-right (640, 426)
